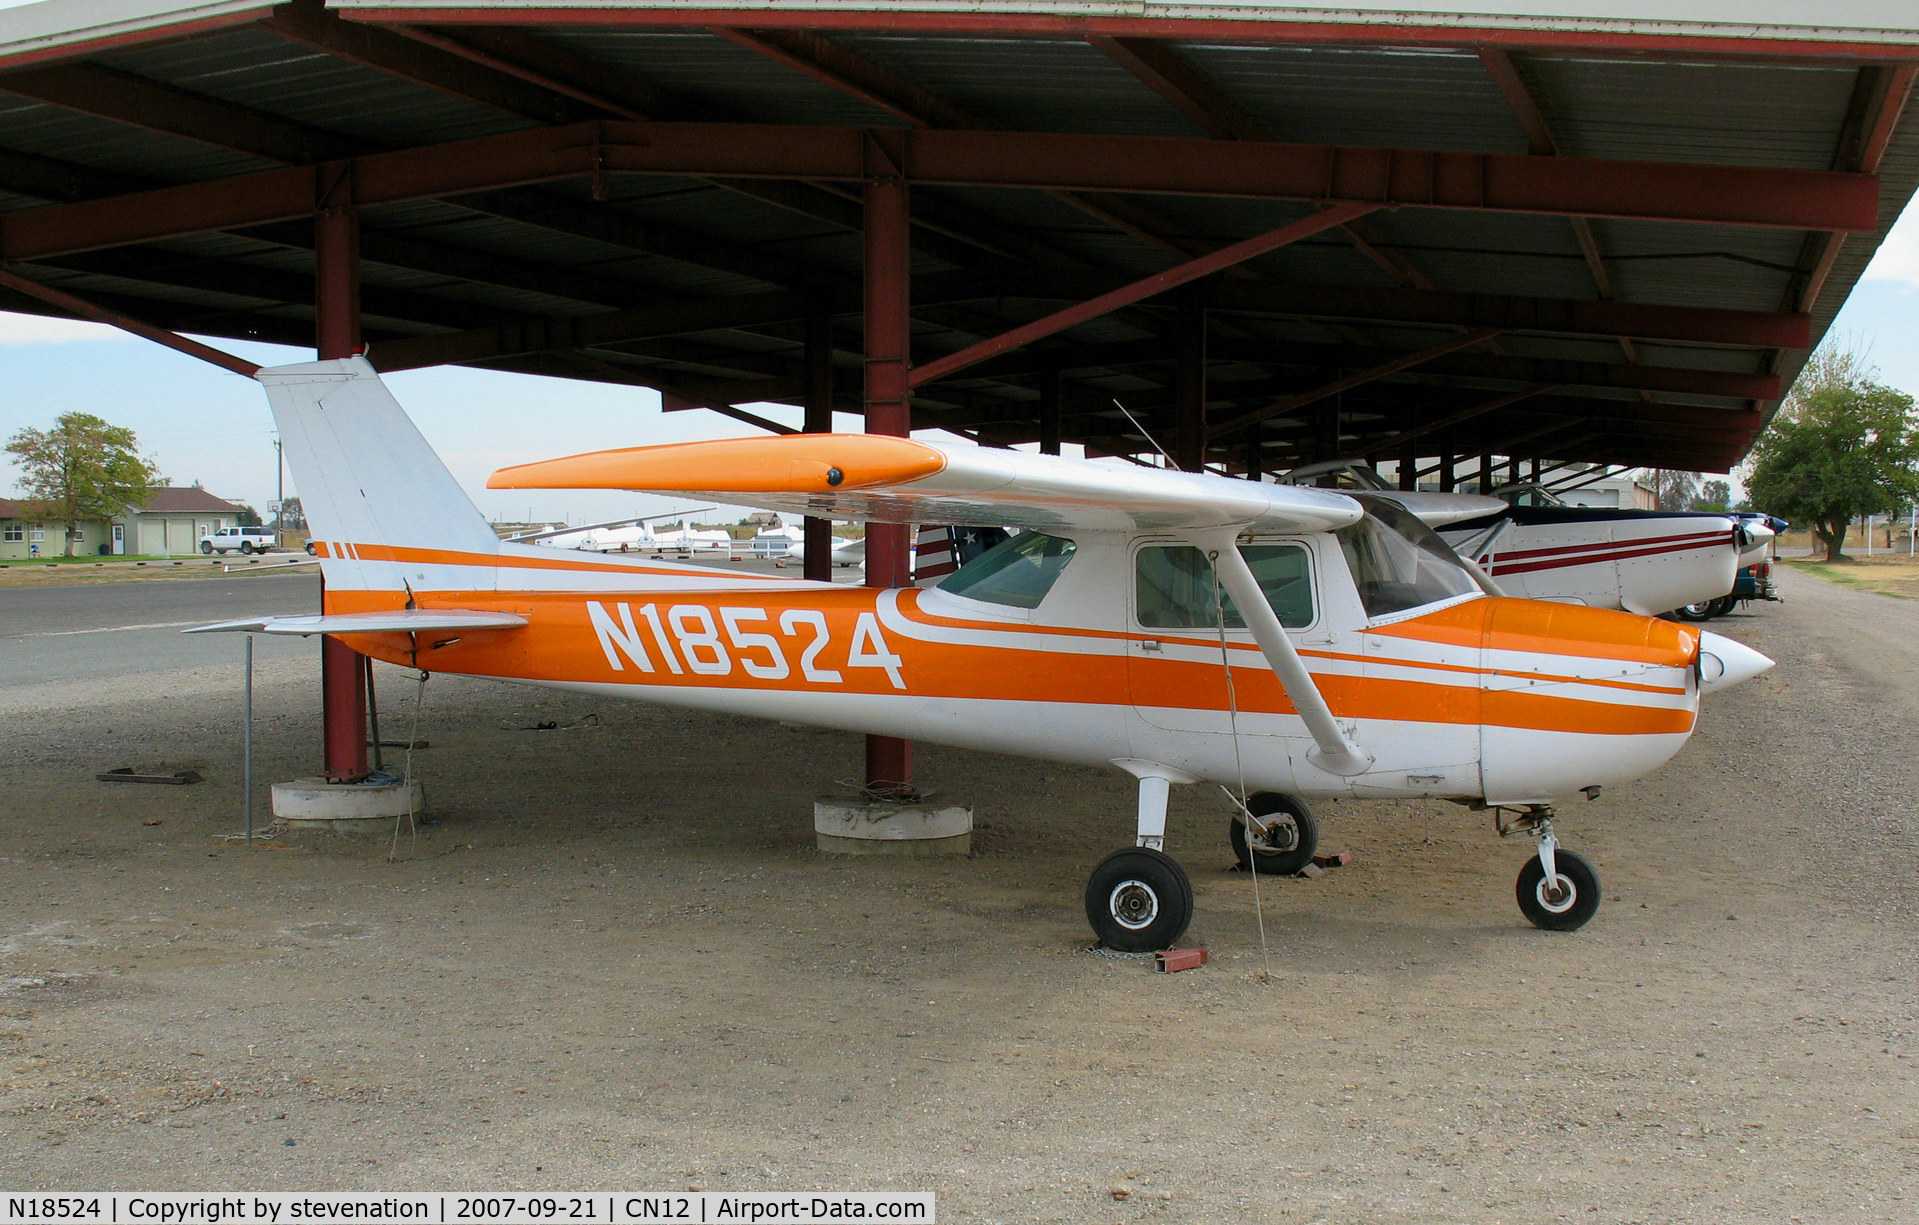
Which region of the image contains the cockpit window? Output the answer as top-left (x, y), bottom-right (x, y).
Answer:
top-left (1494, 483), bottom-right (1565, 509)
top-left (937, 530), bottom-right (1076, 609)
top-left (1135, 544), bottom-right (1315, 630)
top-left (1336, 496), bottom-right (1482, 618)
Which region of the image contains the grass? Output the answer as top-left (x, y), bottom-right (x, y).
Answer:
top-left (1784, 556), bottom-right (1919, 599)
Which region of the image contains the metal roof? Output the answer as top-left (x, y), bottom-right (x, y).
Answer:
top-left (2, 0), bottom-right (1917, 476)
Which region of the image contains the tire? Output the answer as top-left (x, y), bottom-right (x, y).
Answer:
top-left (1710, 596), bottom-right (1738, 618)
top-left (199, 540), bottom-right (213, 554)
top-left (304, 540), bottom-right (317, 556)
top-left (238, 540), bottom-right (253, 555)
top-left (1672, 599), bottom-right (1719, 622)
top-left (1515, 849), bottom-right (1602, 931)
top-left (1229, 793), bottom-right (1320, 876)
top-left (1084, 847), bottom-right (1194, 952)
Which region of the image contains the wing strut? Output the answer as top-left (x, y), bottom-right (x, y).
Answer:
top-left (1191, 530), bottom-right (1373, 777)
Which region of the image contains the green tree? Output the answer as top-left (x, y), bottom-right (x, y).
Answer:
top-left (233, 503), bottom-right (263, 526)
top-left (1694, 479), bottom-right (1732, 512)
top-left (1747, 347), bottom-right (1919, 561)
top-left (1649, 469), bottom-right (1700, 512)
top-left (5, 412), bottom-right (161, 557)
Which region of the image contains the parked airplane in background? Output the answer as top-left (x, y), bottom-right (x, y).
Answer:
top-left (515, 508), bottom-right (719, 553)
top-left (1280, 462), bottom-right (1751, 617)
top-left (197, 359), bottom-right (1773, 951)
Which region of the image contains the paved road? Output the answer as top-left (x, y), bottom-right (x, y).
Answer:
top-left (0, 572), bottom-right (320, 688)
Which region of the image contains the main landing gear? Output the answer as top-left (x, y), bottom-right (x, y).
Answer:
top-left (1497, 805), bottom-right (1602, 931)
top-left (1086, 765), bottom-right (1197, 951)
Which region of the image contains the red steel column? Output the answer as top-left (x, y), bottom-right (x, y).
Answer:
top-left (317, 207), bottom-right (368, 781)
top-left (802, 299), bottom-right (835, 584)
top-left (863, 176), bottom-right (912, 791)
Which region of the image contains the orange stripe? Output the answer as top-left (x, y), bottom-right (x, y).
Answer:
top-left (323, 588), bottom-right (1689, 737)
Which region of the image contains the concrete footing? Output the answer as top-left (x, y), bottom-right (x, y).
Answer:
top-left (814, 796), bottom-right (973, 856)
top-left (271, 775), bottom-right (423, 834)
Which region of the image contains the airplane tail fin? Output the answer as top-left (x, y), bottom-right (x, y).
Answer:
top-left (258, 357), bottom-right (502, 592)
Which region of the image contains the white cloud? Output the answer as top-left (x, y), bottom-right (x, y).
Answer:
top-left (1863, 203), bottom-right (1919, 288)
top-left (0, 311), bottom-right (136, 345)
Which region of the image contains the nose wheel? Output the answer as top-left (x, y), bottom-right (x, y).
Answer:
top-left (1085, 847), bottom-right (1193, 952)
top-left (1229, 792), bottom-right (1319, 875)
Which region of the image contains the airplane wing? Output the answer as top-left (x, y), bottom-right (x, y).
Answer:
top-left (185, 610), bottom-right (529, 636)
top-left (1356, 489), bottom-right (1509, 527)
top-left (487, 435), bottom-right (1363, 535)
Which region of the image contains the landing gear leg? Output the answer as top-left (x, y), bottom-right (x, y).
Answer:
top-left (1499, 807), bottom-right (1602, 931)
top-left (1084, 768), bottom-right (1195, 952)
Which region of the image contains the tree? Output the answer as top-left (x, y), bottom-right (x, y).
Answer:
top-left (5, 412), bottom-right (160, 557)
top-left (233, 503), bottom-right (263, 526)
top-left (1649, 469), bottom-right (1700, 512)
top-left (1694, 479), bottom-right (1732, 512)
top-left (272, 496), bottom-right (306, 531)
top-left (1747, 345), bottom-right (1919, 561)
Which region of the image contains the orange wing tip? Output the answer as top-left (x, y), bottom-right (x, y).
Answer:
top-left (487, 434), bottom-right (947, 492)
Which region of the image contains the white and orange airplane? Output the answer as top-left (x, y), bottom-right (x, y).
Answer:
top-left (195, 358), bottom-right (1773, 950)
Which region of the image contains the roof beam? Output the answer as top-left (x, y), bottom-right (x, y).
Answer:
top-left (0, 268), bottom-right (261, 377)
top-left (711, 27), bottom-right (975, 129)
top-left (1087, 36), bottom-right (1265, 141)
top-left (910, 203), bottom-right (1379, 387)
top-left (1208, 328), bottom-right (1504, 438)
top-left (260, 0), bottom-right (594, 125)
top-left (0, 121), bottom-right (1877, 263)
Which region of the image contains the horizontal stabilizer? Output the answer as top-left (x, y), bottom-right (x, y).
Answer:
top-left (489, 434), bottom-right (1363, 535)
top-left (185, 610), bottom-right (529, 636)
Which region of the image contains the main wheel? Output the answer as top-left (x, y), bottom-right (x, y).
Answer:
top-left (1672, 599), bottom-right (1719, 622)
top-left (199, 540), bottom-right (213, 554)
top-left (1229, 793), bottom-right (1320, 876)
top-left (1515, 849), bottom-right (1602, 931)
top-left (238, 540), bottom-right (254, 554)
top-left (1084, 848), bottom-right (1194, 952)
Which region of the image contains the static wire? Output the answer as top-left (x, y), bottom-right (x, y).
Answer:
top-left (1210, 553), bottom-right (1275, 982)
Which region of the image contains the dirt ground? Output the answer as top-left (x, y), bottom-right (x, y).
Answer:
top-left (2, 568), bottom-right (1916, 1222)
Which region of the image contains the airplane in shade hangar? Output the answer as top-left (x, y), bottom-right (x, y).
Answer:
top-left (193, 358), bottom-right (1772, 951)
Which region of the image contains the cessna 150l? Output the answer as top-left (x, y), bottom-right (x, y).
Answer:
top-left (196, 358), bottom-right (1773, 950)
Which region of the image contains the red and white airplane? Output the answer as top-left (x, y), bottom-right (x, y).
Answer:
top-left (1281, 462), bottom-right (1755, 617)
top-left (195, 359), bottom-right (1773, 950)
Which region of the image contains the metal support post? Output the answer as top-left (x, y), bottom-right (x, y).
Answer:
top-left (1174, 301), bottom-right (1207, 471)
top-left (803, 299), bottom-right (835, 583)
top-left (243, 635), bottom-right (253, 844)
top-left (1038, 369), bottom-right (1062, 456)
top-left (1399, 436), bottom-right (1417, 491)
top-left (317, 207), bottom-right (369, 782)
top-left (1439, 446), bottom-right (1456, 493)
top-left (1480, 452), bottom-right (1495, 495)
top-left (863, 175), bottom-right (912, 791)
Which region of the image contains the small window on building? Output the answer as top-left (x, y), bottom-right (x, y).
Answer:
top-left (1135, 544), bottom-right (1315, 630)
top-left (937, 531), bottom-right (1077, 609)
top-left (69, 526), bottom-right (84, 542)
top-left (2, 525), bottom-right (21, 542)
top-left (30, 525), bottom-right (45, 542)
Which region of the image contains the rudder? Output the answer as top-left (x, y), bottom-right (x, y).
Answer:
top-left (258, 357), bottom-right (500, 592)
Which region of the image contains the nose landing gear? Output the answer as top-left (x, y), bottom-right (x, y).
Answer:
top-left (1497, 806), bottom-right (1602, 931)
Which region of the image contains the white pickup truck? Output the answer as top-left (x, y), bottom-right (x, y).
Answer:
top-left (199, 525), bottom-right (278, 554)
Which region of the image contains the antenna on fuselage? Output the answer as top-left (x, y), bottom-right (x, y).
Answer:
top-left (1113, 398), bottom-right (1177, 469)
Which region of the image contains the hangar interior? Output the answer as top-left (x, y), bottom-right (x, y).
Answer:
top-left (2, 0), bottom-right (1917, 782)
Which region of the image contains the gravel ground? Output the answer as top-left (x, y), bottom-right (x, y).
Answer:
top-left (1, 567), bottom-right (1915, 1221)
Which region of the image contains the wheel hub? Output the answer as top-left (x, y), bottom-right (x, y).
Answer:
top-left (1535, 875), bottom-right (1577, 914)
top-left (1253, 814), bottom-right (1300, 854)
top-left (1107, 879), bottom-right (1160, 930)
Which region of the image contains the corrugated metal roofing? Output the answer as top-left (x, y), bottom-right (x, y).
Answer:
top-left (0, 2), bottom-right (1915, 473)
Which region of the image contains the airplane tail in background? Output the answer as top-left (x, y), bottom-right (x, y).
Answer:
top-left (258, 357), bottom-right (502, 592)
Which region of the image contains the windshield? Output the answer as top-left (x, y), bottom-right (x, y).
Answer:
top-left (1336, 496), bottom-right (1481, 618)
top-left (937, 530), bottom-right (1077, 609)
top-left (1494, 483), bottom-right (1564, 508)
